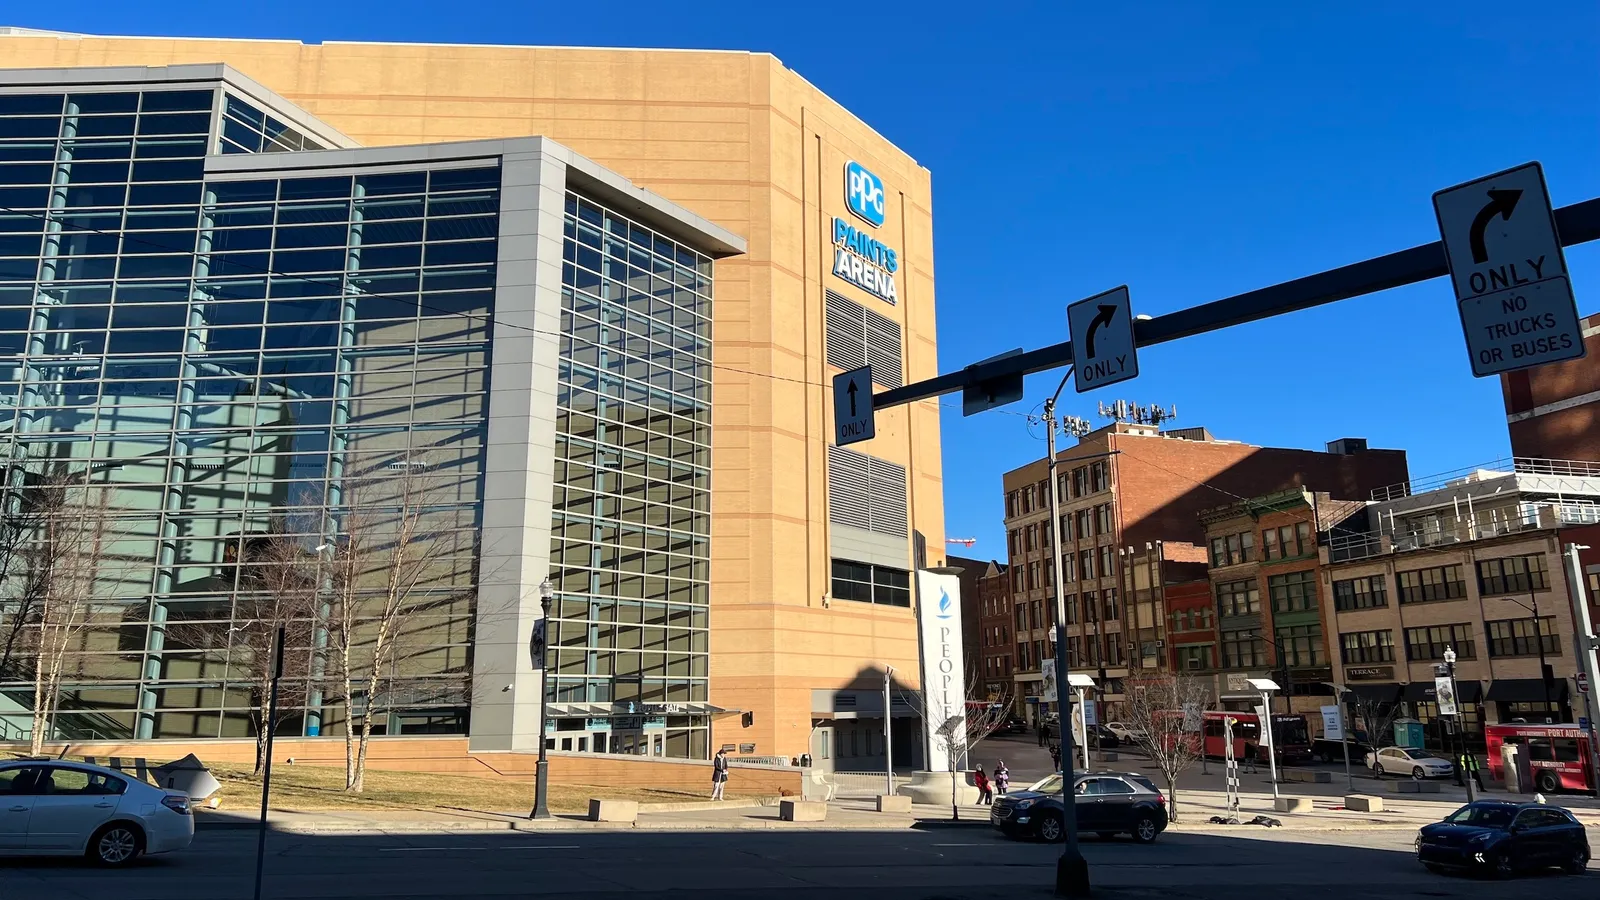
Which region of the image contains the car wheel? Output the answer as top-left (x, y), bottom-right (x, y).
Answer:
top-left (1132, 816), bottom-right (1160, 844)
top-left (1311, 751), bottom-right (1326, 763)
top-left (1374, 763), bottom-right (1385, 778)
top-left (1412, 767), bottom-right (1425, 781)
top-left (88, 822), bottom-right (143, 867)
top-left (1536, 771), bottom-right (1559, 793)
top-left (1492, 852), bottom-right (1516, 880)
top-left (1036, 812), bottom-right (1064, 843)
top-left (1562, 847), bottom-right (1590, 875)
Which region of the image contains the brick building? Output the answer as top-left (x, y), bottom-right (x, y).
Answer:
top-left (1501, 311), bottom-right (1600, 463)
top-left (1001, 422), bottom-right (1408, 722)
top-left (1197, 490), bottom-right (1369, 719)
top-left (966, 560), bottom-right (1014, 704)
top-left (1321, 460), bottom-right (1600, 752)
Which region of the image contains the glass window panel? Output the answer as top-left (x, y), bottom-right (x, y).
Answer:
top-left (140, 91), bottom-right (214, 113)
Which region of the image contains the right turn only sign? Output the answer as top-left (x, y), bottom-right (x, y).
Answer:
top-left (1433, 162), bottom-right (1586, 377)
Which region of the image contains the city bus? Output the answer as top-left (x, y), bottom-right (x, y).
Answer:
top-left (1198, 711), bottom-right (1313, 765)
top-left (1485, 723), bottom-right (1596, 795)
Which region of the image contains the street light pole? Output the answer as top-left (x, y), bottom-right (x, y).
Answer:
top-left (530, 577), bottom-right (555, 820)
top-left (1042, 370), bottom-right (1089, 899)
top-left (1443, 646), bottom-right (1475, 803)
top-left (1323, 682), bottom-right (1355, 794)
top-left (884, 665), bottom-right (895, 798)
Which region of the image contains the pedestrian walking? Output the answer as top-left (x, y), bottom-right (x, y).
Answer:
top-left (1461, 751), bottom-right (1485, 791)
top-left (994, 761), bottom-right (1010, 796)
top-left (1038, 720), bottom-right (1047, 748)
top-left (1242, 739), bottom-right (1258, 774)
top-left (711, 747), bottom-right (729, 800)
top-left (1048, 742), bottom-right (1061, 771)
top-left (974, 766), bottom-right (993, 805)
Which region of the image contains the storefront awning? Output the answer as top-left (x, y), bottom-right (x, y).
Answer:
top-left (1485, 678), bottom-right (1570, 703)
top-left (1346, 683), bottom-right (1402, 704)
top-left (1401, 681), bottom-right (1483, 703)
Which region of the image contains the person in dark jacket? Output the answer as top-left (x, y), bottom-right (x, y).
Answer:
top-left (711, 748), bottom-right (729, 800)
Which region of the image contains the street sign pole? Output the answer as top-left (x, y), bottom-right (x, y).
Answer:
top-left (1560, 543), bottom-right (1600, 788)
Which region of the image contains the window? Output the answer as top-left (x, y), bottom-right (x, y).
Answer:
top-left (1076, 509), bottom-right (1093, 540)
top-left (1065, 594), bottom-right (1077, 624)
top-left (1220, 629), bottom-right (1264, 668)
top-left (1262, 522), bottom-right (1314, 560)
top-left (0, 767), bottom-right (38, 795)
top-left (1057, 474), bottom-right (1069, 504)
top-left (1072, 467), bottom-right (1088, 497)
top-left (1277, 624), bottom-right (1324, 666)
top-left (1486, 617), bottom-right (1560, 658)
top-left (1079, 549), bottom-right (1096, 581)
top-left (1099, 546), bottom-right (1115, 579)
top-left (1006, 491), bottom-right (1019, 519)
top-left (1176, 644), bottom-right (1214, 670)
top-left (1008, 529), bottom-right (1020, 557)
top-left (1588, 571), bottom-right (1599, 601)
top-left (1216, 579), bottom-right (1259, 616)
top-left (1103, 589), bottom-right (1119, 621)
top-left (1340, 630), bottom-right (1395, 664)
top-left (36, 767), bottom-right (125, 795)
top-left (1475, 554), bottom-right (1550, 596)
top-left (1268, 570), bottom-right (1317, 613)
top-left (1404, 624), bottom-right (1475, 661)
top-left (1332, 575), bottom-right (1387, 611)
top-left (1209, 531), bottom-right (1254, 566)
top-left (1095, 503), bottom-right (1113, 536)
top-left (1396, 565), bottom-right (1467, 604)
top-left (1059, 514), bottom-right (1071, 543)
top-left (1089, 461), bottom-right (1109, 493)
top-left (1025, 526), bottom-right (1037, 552)
top-left (1082, 591), bottom-right (1097, 622)
top-left (830, 560), bottom-right (911, 607)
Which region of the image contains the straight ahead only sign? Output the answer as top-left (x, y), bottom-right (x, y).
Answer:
top-left (1434, 162), bottom-right (1586, 377)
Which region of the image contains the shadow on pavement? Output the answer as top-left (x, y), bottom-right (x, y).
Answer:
top-left (0, 813), bottom-right (1592, 900)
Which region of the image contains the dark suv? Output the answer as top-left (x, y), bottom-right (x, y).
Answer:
top-left (990, 771), bottom-right (1167, 844)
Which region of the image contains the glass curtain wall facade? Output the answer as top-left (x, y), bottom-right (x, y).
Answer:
top-left (0, 84), bottom-right (492, 741)
top-left (548, 191), bottom-right (714, 758)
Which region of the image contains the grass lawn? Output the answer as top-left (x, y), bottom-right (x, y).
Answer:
top-left (204, 762), bottom-right (765, 815)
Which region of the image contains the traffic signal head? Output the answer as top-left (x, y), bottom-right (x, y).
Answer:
top-left (741, 711), bottom-right (754, 728)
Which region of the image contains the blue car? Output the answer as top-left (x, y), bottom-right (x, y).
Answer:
top-left (1416, 800), bottom-right (1591, 878)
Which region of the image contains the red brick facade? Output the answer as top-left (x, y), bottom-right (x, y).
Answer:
top-left (1501, 312), bottom-right (1600, 462)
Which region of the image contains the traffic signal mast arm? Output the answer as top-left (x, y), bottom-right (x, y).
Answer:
top-left (871, 196), bottom-right (1600, 412)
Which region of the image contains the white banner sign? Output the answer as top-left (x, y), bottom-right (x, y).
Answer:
top-left (1434, 676), bottom-right (1458, 716)
top-left (1320, 705), bottom-right (1344, 742)
top-left (1040, 659), bottom-right (1058, 703)
top-left (1082, 697), bottom-right (1098, 727)
top-left (916, 570), bottom-right (968, 772)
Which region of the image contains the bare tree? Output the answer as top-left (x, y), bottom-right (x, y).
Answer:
top-left (166, 532), bottom-right (319, 776)
top-left (901, 678), bottom-right (1012, 821)
top-left (0, 461), bottom-right (56, 683)
top-left (1121, 672), bottom-right (1212, 822)
top-left (326, 462), bottom-right (471, 793)
top-left (10, 467), bottom-right (114, 755)
top-left (1348, 693), bottom-right (1405, 772)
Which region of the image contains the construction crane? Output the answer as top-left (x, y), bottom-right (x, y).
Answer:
top-left (945, 537), bottom-right (977, 548)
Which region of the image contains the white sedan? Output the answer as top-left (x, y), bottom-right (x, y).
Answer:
top-left (1363, 746), bottom-right (1455, 780)
top-left (1103, 722), bottom-right (1147, 743)
top-left (0, 760), bottom-right (194, 866)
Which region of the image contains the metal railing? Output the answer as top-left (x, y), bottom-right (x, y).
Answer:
top-left (1328, 499), bottom-right (1599, 563)
top-left (1370, 457), bottom-right (1600, 501)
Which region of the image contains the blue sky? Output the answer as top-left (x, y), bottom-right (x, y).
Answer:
top-left (12, 2), bottom-right (1599, 556)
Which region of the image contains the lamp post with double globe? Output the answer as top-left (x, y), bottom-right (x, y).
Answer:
top-left (530, 577), bottom-right (555, 819)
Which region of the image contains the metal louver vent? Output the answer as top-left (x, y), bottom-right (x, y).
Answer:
top-left (827, 445), bottom-right (908, 538)
top-left (825, 290), bottom-right (903, 388)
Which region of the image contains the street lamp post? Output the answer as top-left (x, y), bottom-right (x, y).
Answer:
top-left (1441, 646), bottom-right (1475, 803)
top-left (530, 577), bottom-right (556, 820)
top-left (1248, 678), bottom-right (1280, 800)
top-left (1505, 595), bottom-right (1553, 719)
top-left (1041, 370), bottom-right (1089, 898)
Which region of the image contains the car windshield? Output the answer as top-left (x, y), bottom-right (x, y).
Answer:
top-left (1028, 774), bottom-right (1064, 795)
top-left (1444, 805), bottom-right (1515, 828)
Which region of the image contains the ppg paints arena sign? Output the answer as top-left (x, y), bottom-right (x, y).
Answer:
top-left (832, 161), bottom-right (899, 304)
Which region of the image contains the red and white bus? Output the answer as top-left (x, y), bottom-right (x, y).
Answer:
top-left (1197, 711), bottom-right (1313, 765)
top-left (1485, 723), bottom-right (1596, 795)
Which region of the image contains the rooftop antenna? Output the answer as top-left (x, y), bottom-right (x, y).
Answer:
top-left (1097, 401), bottom-right (1177, 426)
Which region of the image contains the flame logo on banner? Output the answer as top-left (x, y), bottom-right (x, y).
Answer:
top-left (937, 587), bottom-right (953, 618)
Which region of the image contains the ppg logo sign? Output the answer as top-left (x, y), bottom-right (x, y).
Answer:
top-left (845, 161), bottom-right (885, 228)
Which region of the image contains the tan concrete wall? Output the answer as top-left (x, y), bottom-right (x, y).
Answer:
top-left (0, 35), bottom-right (944, 761)
top-left (12, 737), bottom-right (803, 793)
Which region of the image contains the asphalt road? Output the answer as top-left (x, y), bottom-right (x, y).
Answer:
top-left (1, 823), bottom-right (1592, 900)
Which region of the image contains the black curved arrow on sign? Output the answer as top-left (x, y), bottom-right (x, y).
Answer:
top-left (1084, 304), bottom-right (1117, 359)
top-left (1469, 189), bottom-right (1522, 264)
